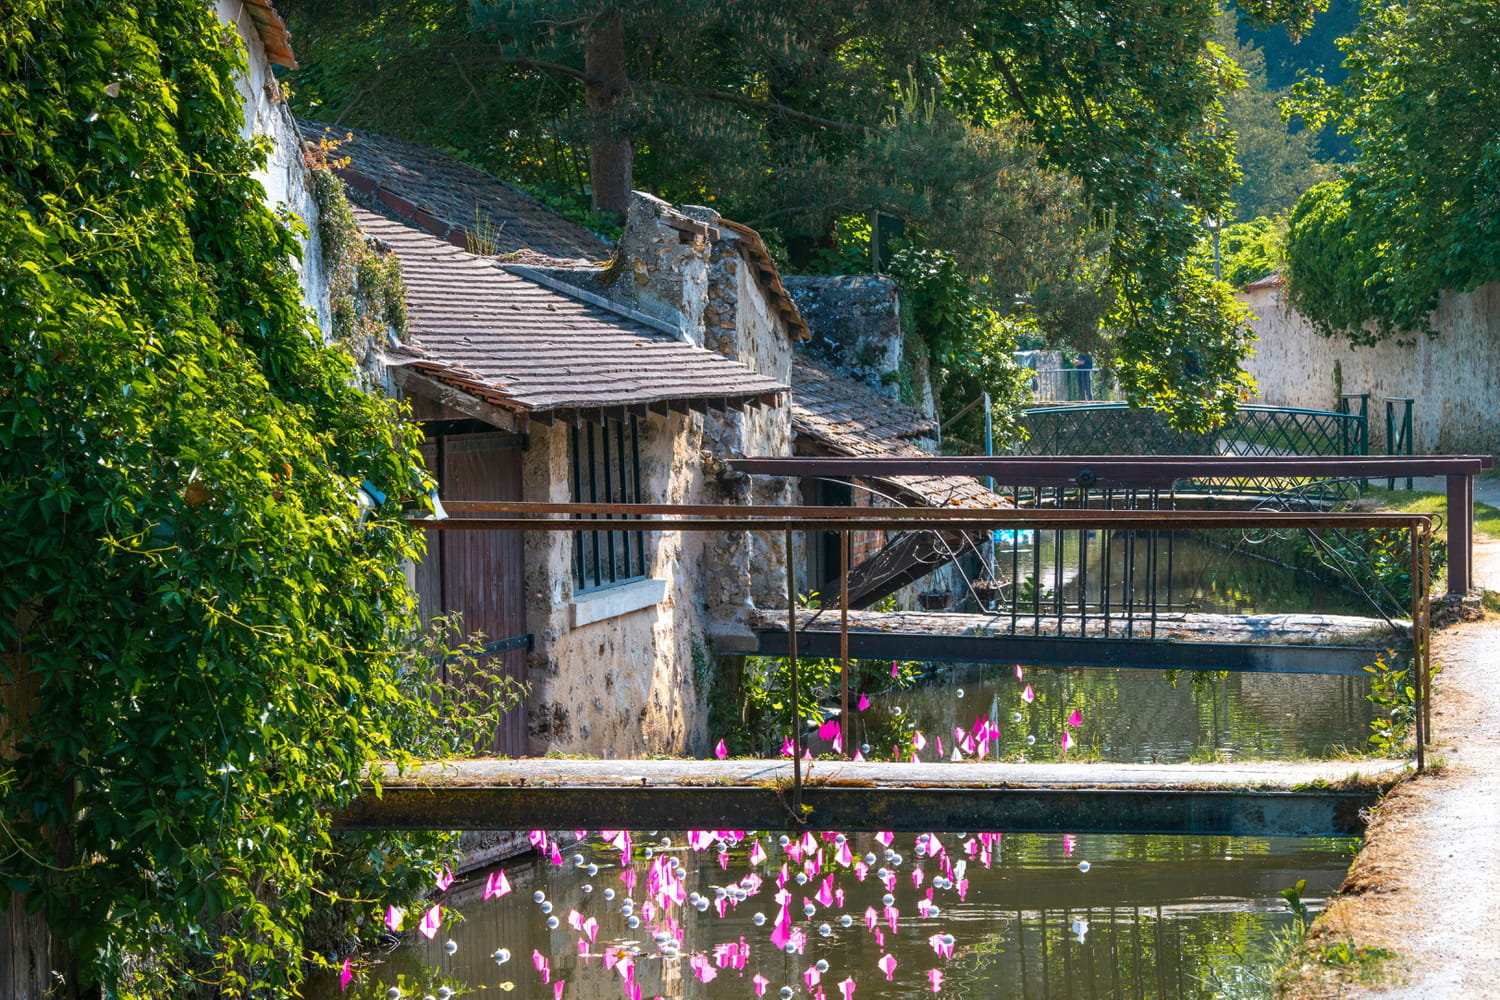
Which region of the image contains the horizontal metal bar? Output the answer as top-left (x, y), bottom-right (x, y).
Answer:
top-left (754, 630), bottom-right (1404, 676)
top-left (417, 505), bottom-right (1430, 533)
top-left (730, 455), bottom-right (1491, 480)
top-left (332, 786), bottom-right (1380, 837)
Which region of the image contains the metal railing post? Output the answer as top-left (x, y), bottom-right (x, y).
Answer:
top-left (839, 529), bottom-right (850, 758)
top-left (786, 527), bottom-right (802, 812)
top-left (1411, 521), bottom-right (1425, 772)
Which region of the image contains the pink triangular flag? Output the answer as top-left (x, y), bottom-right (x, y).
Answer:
top-left (1067, 708), bottom-right (1082, 727)
top-left (878, 953), bottom-right (897, 981)
top-left (715, 738), bottom-right (728, 759)
top-left (839, 977), bottom-right (856, 1000)
top-left (339, 958), bottom-right (353, 992)
top-left (857, 692), bottom-right (871, 711)
top-left (385, 905), bottom-right (403, 932)
top-left (484, 870), bottom-right (512, 900)
top-left (434, 866), bottom-right (454, 892)
top-left (928, 969), bottom-right (944, 992)
top-left (1061, 731), bottom-right (1075, 751)
top-left (417, 904), bottom-right (441, 940)
top-left (1022, 683), bottom-right (1035, 704)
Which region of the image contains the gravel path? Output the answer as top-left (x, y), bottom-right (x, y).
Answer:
top-left (1281, 479), bottom-right (1500, 998)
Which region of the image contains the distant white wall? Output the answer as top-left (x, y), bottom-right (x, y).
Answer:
top-left (1240, 281), bottom-right (1500, 456)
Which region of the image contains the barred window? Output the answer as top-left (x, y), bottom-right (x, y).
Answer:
top-left (571, 416), bottom-right (648, 592)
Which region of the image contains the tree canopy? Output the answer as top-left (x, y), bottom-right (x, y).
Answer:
top-left (0, 3), bottom-right (465, 995)
top-left (1282, 0), bottom-right (1500, 343)
top-left (283, 0), bottom-right (1329, 429)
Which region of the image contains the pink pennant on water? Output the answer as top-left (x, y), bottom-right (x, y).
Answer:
top-left (753, 974), bottom-right (770, 997)
top-left (1067, 709), bottom-right (1082, 727)
top-left (434, 866), bottom-right (454, 892)
top-left (417, 905), bottom-right (441, 940)
top-left (484, 870), bottom-right (512, 900)
top-left (878, 953), bottom-right (898, 981)
top-left (928, 969), bottom-right (944, 992)
top-left (839, 977), bottom-right (856, 1000)
top-left (1015, 663), bottom-right (1024, 679)
top-left (804, 965), bottom-right (822, 989)
top-left (339, 958), bottom-right (353, 992)
top-left (715, 738), bottom-right (728, 760)
top-left (385, 905), bottom-right (403, 932)
top-left (553, 980), bottom-right (566, 1000)
top-left (1022, 684), bottom-right (1035, 704)
top-left (857, 692), bottom-right (871, 711)
top-left (1061, 731), bottom-right (1075, 751)
top-left (892, 660), bottom-right (900, 677)
top-left (913, 730), bottom-right (927, 751)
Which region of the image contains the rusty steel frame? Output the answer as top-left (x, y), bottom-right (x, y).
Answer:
top-left (415, 500), bottom-right (1435, 784)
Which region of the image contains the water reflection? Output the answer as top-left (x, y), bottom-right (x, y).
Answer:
top-left (855, 663), bottom-right (1375, 764)
top-left (307, 832), bottom-right (1352, 1000)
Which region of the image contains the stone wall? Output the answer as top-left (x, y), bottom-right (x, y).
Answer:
top-left (1241, 281), bottom-right (1500, 455)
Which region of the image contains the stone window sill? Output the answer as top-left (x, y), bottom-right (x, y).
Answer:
top-left (569, 578), bottom-right (668, 628)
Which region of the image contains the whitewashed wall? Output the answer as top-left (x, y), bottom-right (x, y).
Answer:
top-left (1240, 281), bottom-right (1500, 455)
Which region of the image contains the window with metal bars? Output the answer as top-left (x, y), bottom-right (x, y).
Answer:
top-left (570, 416), bottom-right (648, 593)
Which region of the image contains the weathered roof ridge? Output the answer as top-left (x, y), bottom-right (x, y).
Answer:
top-left (358, 207), bottom-right (786, 423)
top-left (790, 354), bottom-right (1006, 510)
top-left (717, 219), bottom-right (809, 342)
top-left (298, 119), bottom-right (611, 262)
top-left (241, 0), bottom-right (296, 69)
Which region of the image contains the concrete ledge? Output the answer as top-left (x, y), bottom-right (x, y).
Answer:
top-left (569, 578), bottom-right (668, 628)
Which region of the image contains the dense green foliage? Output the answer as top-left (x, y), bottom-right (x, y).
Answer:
top-left (1217, 215), bottom-right (1286, 287)
top-left (1283, 0), bottom-right (1500, 342)
top-left (0, 4), bottom-right (488, 995)
top-left (280, 0), bottom-right (1327, 432)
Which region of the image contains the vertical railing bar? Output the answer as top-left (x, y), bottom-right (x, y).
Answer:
top-left (1010, 485), bottom-right (1020, 634)
top-left (1102, 488), bottom-right (1112, 638)
top-left (840, 529), bottom-right (850, 759)
top-left (1125, 488), bottom-right (1136, 638)
top-left (1421, 518), bottom-right (1432, 747)
top-left (1079, 486), bottom-right (1089, 637)
top-left (1033, 492), bottom-right (1042, 634)
top-left (1054, 486), bottom-right (1064, 636)
top-left (786, 527), bottom-right (803, 808)
top-left (630, 414), bottom-right (644, 575)
top-left (604, 418), bottom-right (619, 583)
top-left (570, 424), bottom-right (584, 588)
top-left (587, 422), bottom-right (601, 589)
top-left (1411, 520), bottom-right (1424, 772)
top-left (615, 417), bottom-right (629, 578)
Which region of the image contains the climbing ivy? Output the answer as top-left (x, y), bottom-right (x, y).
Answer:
top-left (0, 3), bottom-right (468, 996)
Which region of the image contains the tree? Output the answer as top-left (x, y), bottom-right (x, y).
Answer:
top-left (1282, 0), bottom-right (1500, 342)
top-left (1217, 11), bottom-right (1330, 220)
top-left (282, 0), bottom-right (1327, 428)
top-left (0, 3), bottom-right (457, 995)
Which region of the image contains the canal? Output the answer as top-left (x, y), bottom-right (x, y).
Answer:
top-left (309, 536), bottom-right (1382, 1000)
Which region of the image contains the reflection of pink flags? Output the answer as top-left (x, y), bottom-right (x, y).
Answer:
top-left (912, 730), bottom-right (926, 751)
top-left (750, 840), bottom-right (767, 865)
top-left (816, 876), bottom-right (835, 907)
top-left (839, 977), bottom-right (856, 1000)
top-left (928, 932), bottom-right (955, 959)
top-left (715, 738), bottom-right (728, 759)
top-left (553, 980), bottom-right (565, 1000)
top-left (1015, 663), bottom-right (1024, 680)
top-left (892, 660), bottom-right (900, 677)
top-left (584, 916), bottom-right (598, 942)
top-left (878, 953), bottom-right (897, 981)
top-left (385, 905), bottom-right (403, 932)
top-left (804, 965), bottom-right (822, 989)
top-left (434, 866), bottom-right (454, 892)
top-left (1067, 709), bottom-right (1083, 727)
top-left (753, 974), bottom-right (770, 997)
top-left (339, 958), bottom-right (353, 992)
top-left (1022, 684), bottom-right (1035, 703)
top-left (857, 692), bottom-right (871, 711)
top-left (771, 907), bottom-right (793, 950)
top-left (1061, 731), bottom-right (1075, 751)
top-left (876, 831), bottom-right (894, 846)
top-left (484, 870), bottom-right (512, 899)
top-left (417, 905), bottom-right (441, 940)
top-left (928, 969), bottom-right (944, 992)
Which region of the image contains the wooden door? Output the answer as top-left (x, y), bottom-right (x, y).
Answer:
top-left (416, 432), bottom-right (528, 756)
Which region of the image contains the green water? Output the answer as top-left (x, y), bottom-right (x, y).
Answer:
top-left (308, 831), bottom-right (1353, 1000)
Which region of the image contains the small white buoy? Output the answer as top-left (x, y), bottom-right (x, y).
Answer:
top-left (443, 939), bottom-right (457, 955)
top-left (752, 912), bottom-right (767, 926)
top-left (582, 884), bottom-right (592, 893)
top-left (492, 947), bottom-right (511, 964)
top-left (860, 744), bottom-right (872, 755)
top-left (1026, 735), bottom-right (1036, 745)
top-left (626, 915), bottom-right (640, 928)
top-left (795, 872), bottom-right (808, 885)
top-left (539, 901), bottom-right (552, 914)
top-left (532, 891), bottom-right (545, 903)
top-left (603, 888), bottom-right (615, 900)
top-left (780, 987), bottom-right (795, 998)
top-left (892, 706), bottom-right (903, 717)
top-left (1078, 860), bottom-right (1091, 873)
top-left (586, 863), bottom-right (598, 876)
top-left (386, 989), bottom-right (402, 1000)
top-left (818, 923), bottom-right (832, 937)
top-left (815, 960), bottom-right (830, 973)
top-left (1013, 712), bottom-right (1023, 723)
top-left (882, 893), bottom-right (895, 906)
top-left (437, 987), bottom-right (453, 1000)
top-left (803, 901), bottom-right (816, 916)
top-left (956, 688), bottom-right (965, 698)
top-left (865, 853), bottom-right (878, 865)
top-left (839, 914), bottom-right (853, 928)
top-left (546, 916), bottom-right (559, 929)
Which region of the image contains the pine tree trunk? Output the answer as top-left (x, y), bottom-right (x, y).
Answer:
top-left (584, 8), bottom-right (632, 220)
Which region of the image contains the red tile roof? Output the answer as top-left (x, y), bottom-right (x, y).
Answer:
top-left (242, 0), bottom-right (296, 69)
top-left (362, 209), bottom-right (786, 420)
top-left (791, 356), bottom-right (1007, 510)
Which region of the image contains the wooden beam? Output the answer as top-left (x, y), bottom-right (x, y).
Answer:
top-left (392, 368), bottom-right (523, 433)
